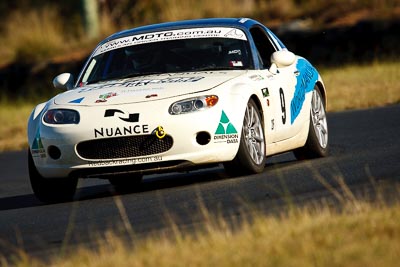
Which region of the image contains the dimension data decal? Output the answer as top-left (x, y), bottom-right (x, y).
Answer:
top-left (31, 128), bottom-right (46, 158)
top-left (214, 110), bottom-right (238, 144)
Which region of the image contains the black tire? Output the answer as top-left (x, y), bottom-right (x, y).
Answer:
top-left (28, 149), bottom-right (78, 203)
top-left (224, 99), bottom-right (266, 176)
top-left (108, 174), bottom-right (143, 191)
top-left (293, 87), bottom-right (329, 160)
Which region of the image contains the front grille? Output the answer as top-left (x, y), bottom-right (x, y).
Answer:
top-left (76, 134), bottom-right (173, 160)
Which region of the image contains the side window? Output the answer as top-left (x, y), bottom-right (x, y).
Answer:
top-left (250, 27), bottom-right (277, 69)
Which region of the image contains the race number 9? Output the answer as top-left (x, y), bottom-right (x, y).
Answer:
top-left (279, 88), bottom-right (286, 124)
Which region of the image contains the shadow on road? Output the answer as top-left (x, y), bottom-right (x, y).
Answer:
top-left (0, 159), bottom-right (298, 211)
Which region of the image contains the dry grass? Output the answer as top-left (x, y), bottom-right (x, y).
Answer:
top-left (0, 6), bottom-right (102, 66)
top-left (1, 0), bottom-right (399, 66)
top-left (321, 61), bottom-right (400, 112)
top-left (122, 0), bottom-right (400, 27)
top-left (135, 0), bottom-right (255, 23)
top-left (0, 2), bottom-right (399, 266)
top-left (0, 103), bottom-right (34, 152)
top-left (0, 7), bottom-right (66, 64)
top-left (3, 197), bottom-right (400, 267)
top-left (2, 164), bottom-right (399, 266)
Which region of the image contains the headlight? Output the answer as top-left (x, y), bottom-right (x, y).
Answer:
top-left (169, 95), bottom-right (219, 115)
top-left (43, 109), bottom-right (80, 124)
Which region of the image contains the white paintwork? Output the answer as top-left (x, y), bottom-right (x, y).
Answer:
top-left (271, 50), bottom-right (296, 68)
top-left (53, 73), bottom-right (74, 90)
top-left (28, 25), bottom-right (326, 179)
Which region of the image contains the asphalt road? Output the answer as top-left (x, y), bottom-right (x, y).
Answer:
top-left (0, 105), bottom-right (399, 261)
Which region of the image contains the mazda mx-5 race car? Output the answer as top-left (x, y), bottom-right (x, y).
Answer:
top-left (28, 18), bottom-right (328, 203)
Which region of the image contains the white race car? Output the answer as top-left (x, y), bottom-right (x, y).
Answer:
top-left (28, 18), bottom-right (328, 203)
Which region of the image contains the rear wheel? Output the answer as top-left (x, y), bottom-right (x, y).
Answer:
top-left (294, 87), bottom-right (329, 159)
top-left (28, 149), bottom-right (78, 203)
top-left (224, 99), bottom-right (266, 176)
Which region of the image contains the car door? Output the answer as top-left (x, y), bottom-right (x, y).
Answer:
top-left (249, 26), bottom-right (297, 142)
top-left (271, 60), bottom-right (300, 141)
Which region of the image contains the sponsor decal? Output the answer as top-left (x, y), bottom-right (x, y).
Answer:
top-left (214, 110), bottom-right (238, 144)
top-left (261, 88), bottom-right (270, 97)
top-left (156, 71), bottom-right (228, 76)
top-left (69, 97), bottom-right (84, 104)
top-left (153, 126), bottom-right (166, 139)
top-left (95, 92), bottom-right (117, 103)
top-left (249, 75), bottom-right (264, 81)
top-left (271, 119), bottom-right (275, 130)
top-left (290, 59), bottom-right (318, 124)
top-left (224, 29), bottom-right (245, 39)
top-left (228, 49), bottom-right (241, 55)
top-left (94, 125), bottom-right (150, 138)
top-left (122, 77), bottom-right (204, 86)
top-left (78, 77), bottom-right (204, 93)
top-left (104, 109), bottom-right (139, 123)
top-left (31, 129), bottom-right (46, 158)
top-left (146, 94), bottom-right (158, 98)
top-left (88, 156), bottom-right (163, 167)
top-left (94, 27), bottom-right (247, 56)
top-left (229, 61), bottom-right (243, 67)
top-left (121, 88), bottom-right (162, 96)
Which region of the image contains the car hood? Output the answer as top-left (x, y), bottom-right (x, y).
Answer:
top-left (54, 71), bottom-right (247, 106)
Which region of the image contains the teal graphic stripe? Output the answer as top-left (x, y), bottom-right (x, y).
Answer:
top-left (290, 58), bottom-right (318, 124)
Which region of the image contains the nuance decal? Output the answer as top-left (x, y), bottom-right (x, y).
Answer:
top-left (94, 109), bottom-right (148, 138)
top-left (104, 109), bottom-right (139, 123)
top-left (94, 125), bottom-right (150, 138)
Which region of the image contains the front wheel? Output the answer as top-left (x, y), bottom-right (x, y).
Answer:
top-left (294, 87), bottom-right (329, 159)
top-left (224, 99), bottom-right (266, 176)
top-left (28, 149), bottom-right (78, 203)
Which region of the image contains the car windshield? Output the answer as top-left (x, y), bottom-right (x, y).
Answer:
top-left (80, 35), bottom-right (251, 85)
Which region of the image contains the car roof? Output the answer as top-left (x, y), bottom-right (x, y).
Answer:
top-left (101, 18), bottom-right (262, 43)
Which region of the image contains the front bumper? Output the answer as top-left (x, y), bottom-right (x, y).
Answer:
top-left (28, 100), bottom-right (243, 178)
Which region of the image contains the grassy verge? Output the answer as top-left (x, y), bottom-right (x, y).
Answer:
top-left (321, 61), bottom-right (400, 112)
top-left (0, 102), bottom-right (35, 152)
top-left (4, 197), bottom-right (400, 267)
top-left (1, 61), bottom-right (399, 153)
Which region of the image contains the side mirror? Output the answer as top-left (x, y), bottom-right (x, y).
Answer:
top-left (270, 50), bottom-right (296, 69)
top-left (53, 73), bottom-right (74, 90)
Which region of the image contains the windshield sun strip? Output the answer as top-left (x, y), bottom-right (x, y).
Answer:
top-left (93, 27), bottom-right (248, 57)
